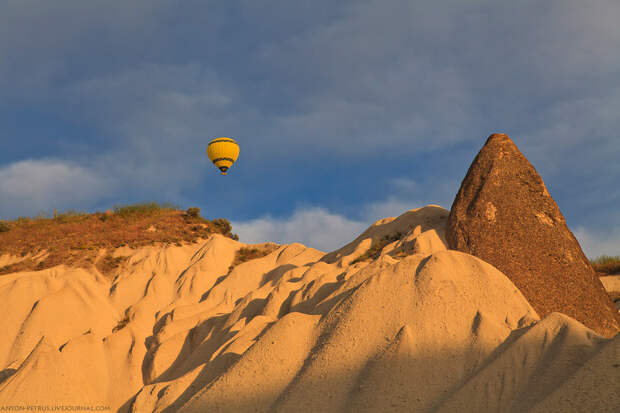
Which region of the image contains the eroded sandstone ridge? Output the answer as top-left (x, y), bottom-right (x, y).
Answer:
top-left (446, 133), bottom-right (620, 337)
top-left (1, 205), bottom-right (618, 412)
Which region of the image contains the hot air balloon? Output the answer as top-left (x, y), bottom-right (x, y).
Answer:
top-left (207, 137), bottom-right (239, 175)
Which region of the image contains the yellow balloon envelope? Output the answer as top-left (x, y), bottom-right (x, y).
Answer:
top-left (207, 137), bottom-right (239, 175)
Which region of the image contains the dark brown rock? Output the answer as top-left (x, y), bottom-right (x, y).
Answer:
top-left (447, 133), bottom-right (620, 337)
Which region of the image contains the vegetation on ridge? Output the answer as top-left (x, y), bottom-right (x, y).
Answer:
top-left (0, 202), bottom-right (239, 276)
top-left (351, 232), bottom-right (404, 265)
top-left (2, 201), bottom-right (619, 278)
top-left (590, 254), bottom-right (620, 276)
top-left (228, 244), bottom-right (280, 272)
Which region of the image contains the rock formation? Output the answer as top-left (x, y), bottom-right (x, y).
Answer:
top-left (446, 133), bottom-right (620, 337)
top-left (1, 206), bottom-right (619, 411)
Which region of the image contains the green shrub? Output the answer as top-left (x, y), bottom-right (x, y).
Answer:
top-left (0, 221), bottom-right (10, 233)
top-left (229, 244), bottom-right (278, 271)
top-left (211, 218), bottom-right (231, 233)
top-left (209, 218), bottom-right (239, 240)
top-left (187, 207), bottom-right (201, 218)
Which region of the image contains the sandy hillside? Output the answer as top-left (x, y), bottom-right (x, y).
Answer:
top-left (0, 205), bottom-right (618, 412)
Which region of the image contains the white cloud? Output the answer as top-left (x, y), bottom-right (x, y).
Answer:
top-left (518, 86), bottom-right (620, 171)
top-left (231, 207), bottom-right (367, 252)
top-left (0, 159), bottom-right (110, 218)
top-left (233, 204), bottom-right (620, 259)
top-left (0, 1), bottom-right (170, 101)
top-left (361, 196), bottom-right (422, 224)
top-left (232, 177), bottom-right (428, 252)
top-left (0, 0), bottom-right (619, 251)
top-left (573, 226), bottom-right (620, 259)
top-left (52, 63), bottom-right (238, 196)
top-left (4, 0), bottom-right (620, 158)
top-left (360, 177), bottom-right (425, 222)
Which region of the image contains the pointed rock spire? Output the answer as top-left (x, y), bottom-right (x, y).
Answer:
top-left (447, 133), bottom-right (619, 337)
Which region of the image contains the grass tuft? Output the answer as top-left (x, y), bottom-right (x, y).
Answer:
top-left (351, 232), bottom-right (404, 265)
top-left (113, 202), bottom-right (177, 218)
top-left (591, 254), bottom-right (620, 265)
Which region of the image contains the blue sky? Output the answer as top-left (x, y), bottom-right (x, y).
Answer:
top-left (1, 0), bottom-right (619, 257)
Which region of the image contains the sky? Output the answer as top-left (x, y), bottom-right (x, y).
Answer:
top-left (1, 0), bottom-right (619, 257)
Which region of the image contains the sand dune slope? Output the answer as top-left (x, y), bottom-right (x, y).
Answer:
top-left (0, 335), bottom-right (108, 406)
top-left (435, 312), bottom-right (611, 413)
top-left (0, 205), bottom-right (618, 412)
top-left (269, 250), bottom-right (538, 413)
top-left (528, 332), bottom-right (620, 413)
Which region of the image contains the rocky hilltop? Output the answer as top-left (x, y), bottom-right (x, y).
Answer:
top-left (0, 138), bottom-right (618, 413)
